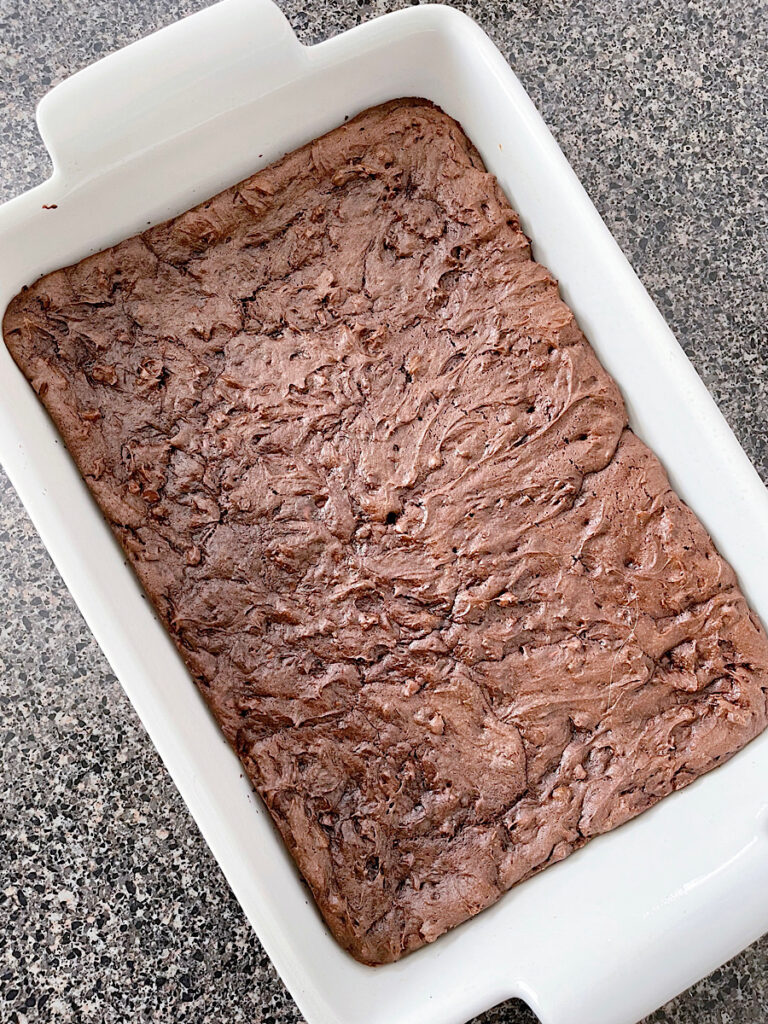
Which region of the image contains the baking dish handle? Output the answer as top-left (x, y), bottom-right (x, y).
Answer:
top-left (518, 977), bottom-right (642, 1024)
top-left (36, 0), bottom-right (305, 182)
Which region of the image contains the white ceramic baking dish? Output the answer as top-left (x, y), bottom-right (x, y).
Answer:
top-left (1, 2), bottom-right (767, 1022)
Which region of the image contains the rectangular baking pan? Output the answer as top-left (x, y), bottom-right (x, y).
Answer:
top-left (1, 2), bottom-right (767, 1022)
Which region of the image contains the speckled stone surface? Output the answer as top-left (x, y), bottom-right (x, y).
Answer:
top-left (0, 0), bottom-right (766, 1021)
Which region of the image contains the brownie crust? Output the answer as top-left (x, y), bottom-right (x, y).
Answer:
top-left (5, 99), bottom-right (768, 964)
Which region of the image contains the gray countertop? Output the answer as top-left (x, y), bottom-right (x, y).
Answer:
top-left (1, 1), bottom-right (766, 1021)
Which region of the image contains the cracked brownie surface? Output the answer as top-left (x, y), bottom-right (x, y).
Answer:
top-left (5, 98), bottom-right (768, 964)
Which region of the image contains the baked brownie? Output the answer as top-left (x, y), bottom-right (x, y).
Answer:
top-left (5, 99), bottom-right (768, 965)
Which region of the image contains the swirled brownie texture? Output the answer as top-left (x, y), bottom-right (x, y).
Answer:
top-left (5, 99), bottom-right (768, 965)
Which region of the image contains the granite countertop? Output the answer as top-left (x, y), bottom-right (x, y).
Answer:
top-left (1, 0), bottom-right (766, 1021)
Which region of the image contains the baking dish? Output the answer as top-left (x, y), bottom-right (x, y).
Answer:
top-left (1, 1), bottom-right (767, 1021)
